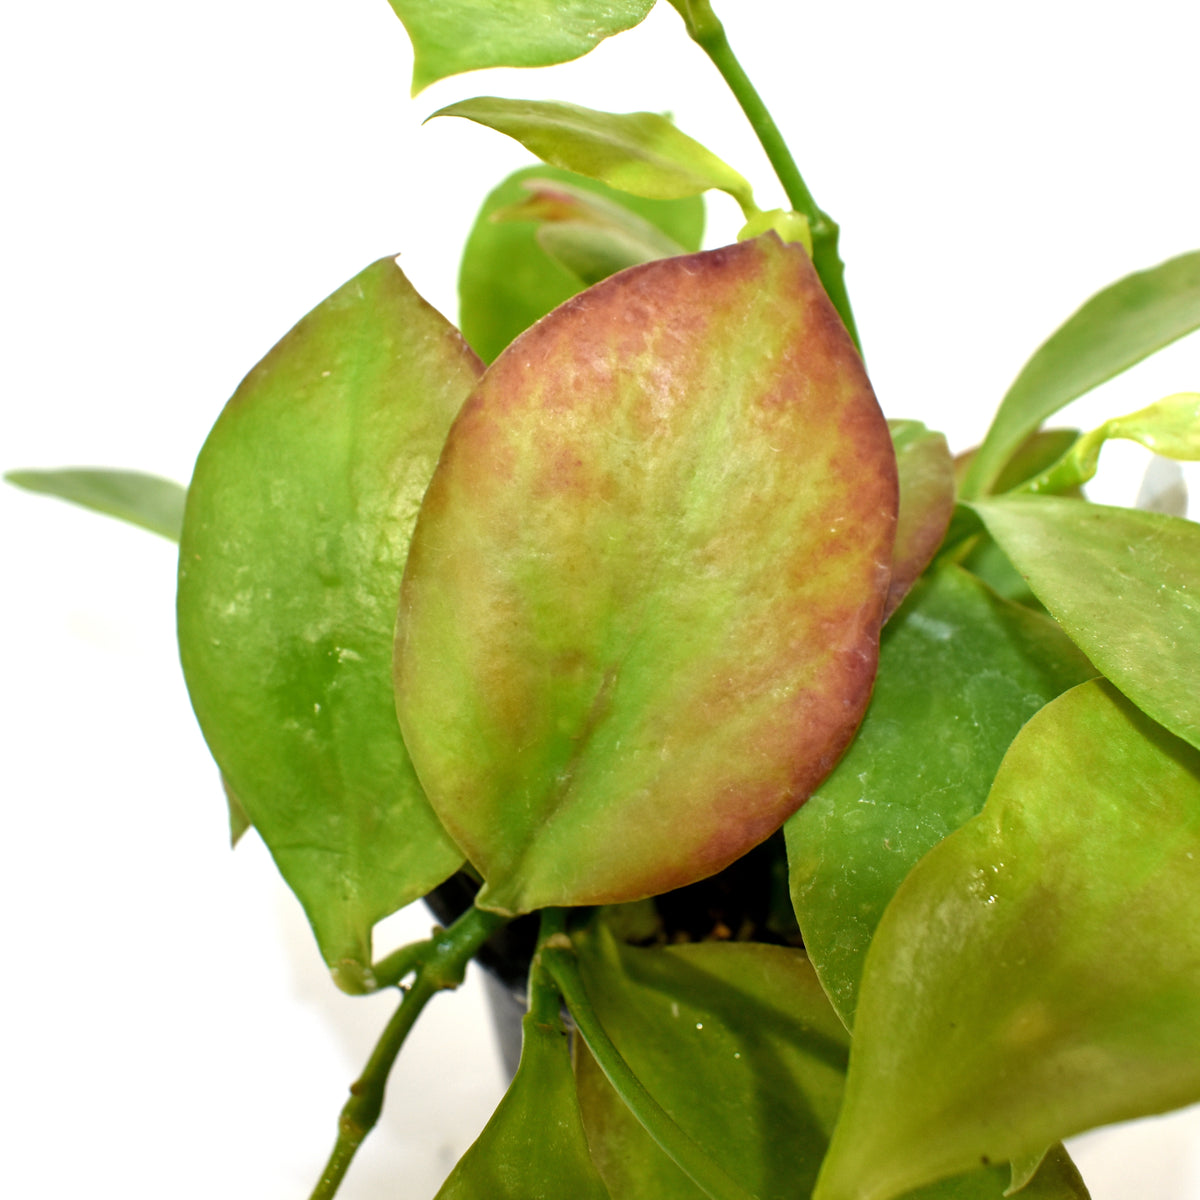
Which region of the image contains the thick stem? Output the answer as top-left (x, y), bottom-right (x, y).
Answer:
top-left (540, 917), bottom-right (759, 1200)
top-left (308, 905), bottom-right (511, 1200)
top-left (667, 0), bottom-right (861, 352)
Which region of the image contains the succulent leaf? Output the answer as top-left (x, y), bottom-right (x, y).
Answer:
top-left (396, 235), bottom-right (897, 914)
top-left (178, 257), bottom-right (478, 983)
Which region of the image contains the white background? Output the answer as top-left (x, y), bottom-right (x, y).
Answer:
top-left (2, 1), bottom-right (1198, 1196)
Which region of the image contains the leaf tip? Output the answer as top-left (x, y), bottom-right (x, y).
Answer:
top-left (330, 958), bottom-right (378, 996)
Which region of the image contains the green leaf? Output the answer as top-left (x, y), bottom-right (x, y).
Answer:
top-left (396, 236), bottom-right (897, 915)
top-left (954, 430), bottom-right (1082, 500)
top-left (905, 1150), bottom-right (1088, 1200)
top-left (432, 97), bottom-right (756, 212)
top-left (221, 777), bottom-right (252, 848)
top-left (5, 467), bottom-right (186, 540)
top-left (178, 258), bottom-right (479, 987)
top-left (435, 999), bottom-right (610, 1199)
top-left (1007, 1150), bottom-right (1049, 1197)
top-left (1022, 391), bottom-right (1200, 496)
top-left (969, 495), bottom-right (1200, 751)
top-left (887, 420), bottom-right (955, 620)
top-left (573, 927), bottom-right (849, 1200)
top-left (388, 0), bottom-right (655, 94)
top-left (813, 679), bottom-right (1200, 1200)
top-left (459, 165), bottom-right (704, 363)
top-left (956, 533), bottom-right (1043, 612)
top-left (953, 428), bottom-right (1081, 608)
top-left (786, 565), bottom-right (1095, 1026)
top-left (961, 249), bottom-right (1200, 498)
top-left (572, 926), bottom-right (1087, 1200)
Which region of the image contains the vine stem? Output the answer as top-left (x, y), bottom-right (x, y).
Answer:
top-left (538, 911), bottom-right (760, 1200)
top-left (308, 904), bottom-right (511, 1200)
top-left (666, 0), bottom-right (862, 352)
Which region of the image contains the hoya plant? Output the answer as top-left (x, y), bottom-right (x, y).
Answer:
top-left (6, 2), bottom-right (1200, 1198)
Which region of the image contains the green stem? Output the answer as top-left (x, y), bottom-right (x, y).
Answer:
top-left (308, 904), bottom-right (511, 1200)
top-left (539, 915), bottom-right (759, 1200)
top-left (369, 939), bottom-right (427, 991)
top-left (667, 0), bottom-right (861, 352)
top-left (528, 911), bottom-right (571, 1029)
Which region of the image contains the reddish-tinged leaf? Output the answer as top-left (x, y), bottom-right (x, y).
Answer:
top-left (395, 235), bottom-right (897, 915)
top-left (886, 420), bottom-right (955, 620)
top-left (458, 164), bottom-right (704, 364)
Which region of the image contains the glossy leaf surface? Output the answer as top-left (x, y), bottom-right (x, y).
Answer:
top-left (388, 0), bottom-right (654, 94)
top-left (970, 495), bottom-right (1200, 750)
top-left (6, 467), bottom-right (186, 540)
top-left (459, 165), bottom-right (704, 363)
top-left (814, 680), bottom-right (1200, 1200)
top-left (433, 98), bottom-right (755, 210)
top-left (573, 928), bottom-right (848, 1200)
top-left (178, 258), bottom-right (478, 985)
top-left (396, 236), bottom-right (897, 914)
top-left (786, 565), bottom-right (1094, 1026)
top-left (435, 1005), bottom-right (610, 1199)
top-left (573, 927), bottom-right (1086, 1200)
top-left (886, 420), bottom-right (955, 620)
top-left (961, 249), bottom-right (1200, 497)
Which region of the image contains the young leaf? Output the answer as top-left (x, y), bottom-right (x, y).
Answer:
top-left (969, 495), bottom-right (1200, 751)
top-left (536, 221), bottom-right (682, 287)
top-left (432, 98), bottom-right (756, 213)
top-left (737, 209), bottom-right (814, 255)
top-left (497, 178), bottom-right (693, 286)
top-left (389, 0), bottom-right (655, 95)
top-left (886, 420), bottom-right (955, 619)
top-left (178, 258), bottom-right (479, 988)
top-left (6, 467), bottom-right (186, 540)
top-left (395, 235), bottom-right (897, 915)
top-left (813, 679), bottom-right (1200, 1200)
top-left (459, 165), bottom-right (704, 363)
top-left (960, 249), bottom-right (1200, 498)
top-left (786, 565), bottom-right (1094, 1026)
top-left (1021, 391), bottom-right (1200, 496)
top-left (495, 177), bottom-right (691, 255)
top-left (434, 1000), bottom-right (610, 1200)
top-left (573, 927), bottom-right (849, 1200)
top-left (954, 429), bottom-right (1081, 497)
